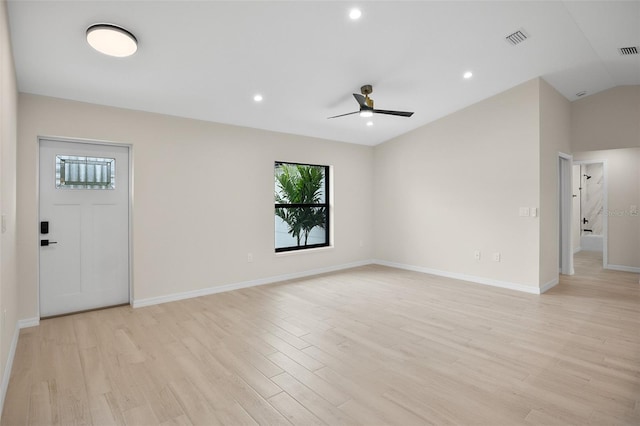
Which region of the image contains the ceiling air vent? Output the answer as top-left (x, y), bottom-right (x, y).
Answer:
top-left (505, 29), bottom-right (529, 46)
top-left (619, 46), bottom-right (639, 55)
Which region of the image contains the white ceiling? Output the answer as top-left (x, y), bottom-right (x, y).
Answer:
top-left (7, 1), bottom-right (640, 146)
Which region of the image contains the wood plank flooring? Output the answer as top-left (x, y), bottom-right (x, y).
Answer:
top-left (3, 251), bottom-right (639, 425)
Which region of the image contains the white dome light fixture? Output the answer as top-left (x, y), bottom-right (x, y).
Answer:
top-left (86, 24), bottom-right (138, 57)
top-left (359, 110), bottom-right (373, 118)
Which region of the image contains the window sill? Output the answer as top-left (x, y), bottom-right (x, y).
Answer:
top-left (275, 245), bottom-right (334, 257)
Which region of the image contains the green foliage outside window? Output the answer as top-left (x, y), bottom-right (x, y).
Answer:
top-left (275, 163), bottom-right (328, 250)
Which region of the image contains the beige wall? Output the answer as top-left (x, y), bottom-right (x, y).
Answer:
top-left (571, 85), bottom-right (640, 271)
top-left (0, 0), bottom-right (19, 407)
top-left (539, 79), bottom-right (571, 285)
top-left (571, 86), bottom-right (640, 152)
top-left (13, 77), bottom-right (639, 323)
top-left (573, 148), bottom-right (640, 270)
top-left (17, 94), bottom-right (374, 319)
top-left (373, 79), bottom-right (543, 291)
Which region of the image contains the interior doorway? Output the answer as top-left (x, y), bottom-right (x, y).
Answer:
top-left (573, 159), bottom-right (607, 269)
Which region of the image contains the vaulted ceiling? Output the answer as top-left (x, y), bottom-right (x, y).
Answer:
top-left (7, 1), bottom-right (640, 145)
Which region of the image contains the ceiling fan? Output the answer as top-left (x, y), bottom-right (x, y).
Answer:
top-left (328, 85), bottom-right (414, 119)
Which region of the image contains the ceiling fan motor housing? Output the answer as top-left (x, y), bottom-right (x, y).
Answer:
top-left (361, 85), bottom-right (374, 108)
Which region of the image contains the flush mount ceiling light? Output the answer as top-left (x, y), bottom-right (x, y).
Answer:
top-left (86, 24), bottom-right (137, 57)
top-left (253, 94), bottom-right (263, 102)
top-left (463, 71), bottom-right (473, 79)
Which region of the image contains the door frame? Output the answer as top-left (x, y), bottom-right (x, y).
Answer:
top-left (573, 159), bottom-right (608, 269)
top-left (558, 152), bottom-right (574, 275)
top-left (36, 136), bottom-right (134, 318)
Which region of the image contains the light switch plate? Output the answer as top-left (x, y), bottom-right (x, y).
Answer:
top-left (1, 214), bottom-right (6, 234)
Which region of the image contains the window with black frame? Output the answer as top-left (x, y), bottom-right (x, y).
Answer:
top-left (275, 161), bottom-right (329, 252)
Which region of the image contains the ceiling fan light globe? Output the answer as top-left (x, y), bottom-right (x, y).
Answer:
top-left (359, 110), bottom-right (373, 118)
top-left (349, 8), bottom-right (362, 20)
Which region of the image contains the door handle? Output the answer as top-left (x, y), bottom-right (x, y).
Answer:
top-left (40, 240), bottom-right (58, 247)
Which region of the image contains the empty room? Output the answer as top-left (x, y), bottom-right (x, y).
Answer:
top-left (1, 1), bottom-right (639, 425)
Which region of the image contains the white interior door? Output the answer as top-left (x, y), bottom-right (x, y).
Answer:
top-left (39, 139), bottom-right (130, 317)
top-left (558, 154), bottom-right (574, 275)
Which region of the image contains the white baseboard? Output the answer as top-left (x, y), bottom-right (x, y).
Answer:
top-left (540, 277), bottom-right (560, 293)
top-left (0, 323), bottom-right (20, 415)
top-left (1, 318), bottom-right (41, 413)
top-left (373, 259), bottom-right (543, 295)
top-left (605, 264), bottom-right (640, 274)
top-left (18, 317), bottom-right (39, 329)
top-left (133, 260), bottom-right (373, 308)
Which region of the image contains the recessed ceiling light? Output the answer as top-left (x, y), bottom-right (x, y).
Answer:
top-left (253, 94), bottom-right (263, 102)
top-left (366, 121), bottom-right (373, 126)
top-left (86, 23), bottom-right (137, 57)
top-left (463, 71), bottom-right (473, 79)
top-left (359, 110), bottom-right (373, 118)
top-left (349, 8), bottom-right (362, 20)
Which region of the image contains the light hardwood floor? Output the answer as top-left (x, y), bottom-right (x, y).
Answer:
top-left (3, 251), bottom-right (639, 425)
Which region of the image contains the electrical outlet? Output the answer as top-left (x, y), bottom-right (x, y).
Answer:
top-left (474, 250), bottom-right (481, 260)
top-left (493, 252), bottom-right (501, 262)
top-left (247, 253), bottom-right (253, 263)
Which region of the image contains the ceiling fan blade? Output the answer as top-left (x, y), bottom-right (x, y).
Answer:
top-left (353, 93), bottom-right (367, 108)
top-left (373, 109), bottom-right (414, 117)
top-left (327, 111), bottom-right (360, 119)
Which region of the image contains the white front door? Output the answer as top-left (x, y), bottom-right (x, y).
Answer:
top-left (39, 139), bottom-right (130, 317)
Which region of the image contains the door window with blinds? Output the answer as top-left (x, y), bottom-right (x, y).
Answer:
top-left (55, 155), bottom-right (116, 189)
